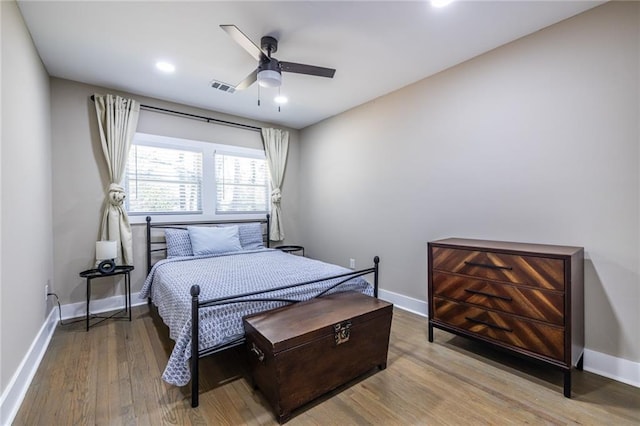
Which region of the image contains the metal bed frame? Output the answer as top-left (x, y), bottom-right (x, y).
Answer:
top-left (145, 215), bottom-right (380, 407)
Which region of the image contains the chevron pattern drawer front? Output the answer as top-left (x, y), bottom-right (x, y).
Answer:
top-left (433, 298), bottom-right (565, 360)
top-left (431, 247), bottom-right (565, 290)
top-left (432, 272), bottom-right (565, 325)
top-left (428, 238), bottom-right (584, 398)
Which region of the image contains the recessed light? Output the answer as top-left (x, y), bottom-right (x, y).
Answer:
top-left (431, 0), bottom-right (454, 8)
top-left (274, 95), bottom-right (288, 104)
top-left (155, 61), bottom-right (175, 73)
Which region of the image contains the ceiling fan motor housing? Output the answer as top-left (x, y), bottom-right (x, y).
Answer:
top-left (259, 57), bottom-right (281, 73)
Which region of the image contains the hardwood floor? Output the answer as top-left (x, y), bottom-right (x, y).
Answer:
top-left (14, 304), bottom-right (640, 425)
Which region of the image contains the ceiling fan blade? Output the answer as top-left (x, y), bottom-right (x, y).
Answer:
top-left (220, 25), bottom-right (263, 61)
top-left (279, 61), bottom-right (336, 78)
top-left (235, 68), bottom-right (258, 90)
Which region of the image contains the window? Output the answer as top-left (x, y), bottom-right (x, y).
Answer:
top-left (126, 144), bottom-right (203, 214)
top-left (215, 152), bottom-right (269, 214)
top-left (125, 133), bottom-right (269, 223)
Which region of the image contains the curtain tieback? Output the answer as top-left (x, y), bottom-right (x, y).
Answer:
top-left (107, 183), bottom-right (126, 206)
top-left (271, 188), bottom-right (282, 203)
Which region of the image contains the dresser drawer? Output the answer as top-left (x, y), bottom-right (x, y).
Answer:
top-left (432, 272), bottom-right (564, 325)
top-left (433, 297), bottom-right (564, 361)
top-left (432, 247), bottom-right (565, 291)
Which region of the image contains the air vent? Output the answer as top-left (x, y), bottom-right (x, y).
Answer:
top-left (210, 80), bottom-right (236, 93)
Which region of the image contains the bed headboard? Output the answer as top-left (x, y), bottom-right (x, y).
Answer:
top-left (145, 215), bottom-right (271, 274)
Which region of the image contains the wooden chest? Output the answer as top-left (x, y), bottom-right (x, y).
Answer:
top-left (428, 238), bottom-right (584, 397)
top-left (243, 291), bottom-right (393, 423)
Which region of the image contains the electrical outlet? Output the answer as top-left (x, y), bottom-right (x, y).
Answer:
top-left (349, 258), bottom-right (356, 269)
top-left (44, 283), bottom-right (49, 301)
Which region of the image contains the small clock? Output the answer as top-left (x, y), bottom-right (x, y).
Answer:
top-left (98, 259), bottom-right (116, 274)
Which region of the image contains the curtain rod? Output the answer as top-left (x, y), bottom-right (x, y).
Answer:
top-left (90, 95), bottom-right (262, 132)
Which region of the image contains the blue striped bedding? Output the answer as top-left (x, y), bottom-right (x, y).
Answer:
top-left (140, 248), bottom-right (373, 386)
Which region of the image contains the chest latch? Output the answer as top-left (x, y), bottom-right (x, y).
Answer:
top-left (334, 320), bottom-right (352, 345)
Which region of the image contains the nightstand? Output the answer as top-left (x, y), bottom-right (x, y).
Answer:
top-left (79, 265), bottom-right (134, 331)
top-left (275, 245), bottom-right (305, 256)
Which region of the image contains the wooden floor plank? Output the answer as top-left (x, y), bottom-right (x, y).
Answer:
top-left (12, 305), bottom-right (640, 425)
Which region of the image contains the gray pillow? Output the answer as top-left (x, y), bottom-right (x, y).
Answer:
top-left (238, 223), bottom-right (264, 250)
top-left (165, 228), bottom-right (193, 257)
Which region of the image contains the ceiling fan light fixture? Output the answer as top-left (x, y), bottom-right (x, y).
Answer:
top-left (257, 69), bottom-right (282, 88)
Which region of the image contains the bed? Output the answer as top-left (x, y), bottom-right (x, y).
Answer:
top-left (141, 215), bottom-right (380, 407)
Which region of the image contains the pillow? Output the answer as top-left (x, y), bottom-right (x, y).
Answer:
top-left (238, 223), bottom-right (265, 250)
top-left (165, 229), bottom-right (193, 258)
top-left (188, 225), bottom-right (242, 256)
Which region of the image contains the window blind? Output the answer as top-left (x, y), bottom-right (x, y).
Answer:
top-left (125, 144), bottom-right (203, 214)
top-left (214, 152), bottom-right (269, 213)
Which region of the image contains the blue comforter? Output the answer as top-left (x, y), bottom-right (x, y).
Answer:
top-left (140, 249), bottom-right (373, 386)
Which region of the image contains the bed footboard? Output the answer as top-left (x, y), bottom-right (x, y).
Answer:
top-left (188, 256), bottom-right (380, 408)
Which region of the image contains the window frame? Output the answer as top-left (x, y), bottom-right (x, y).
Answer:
top-left (126, 132), bottom-right (269, 224)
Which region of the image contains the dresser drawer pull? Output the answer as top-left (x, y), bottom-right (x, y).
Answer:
top-left (464, 261), bottom-right (513, 271)
top-left (464, 288), bottom-right (513, 301)
top-left (465, 316), bottom-right (513, 332)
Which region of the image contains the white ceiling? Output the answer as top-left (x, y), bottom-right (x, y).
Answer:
top-left (17, 0), bottom-right (604, 129)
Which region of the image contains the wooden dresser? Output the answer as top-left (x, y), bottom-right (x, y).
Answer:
top-left (427, 238), bottom-right (584, 397)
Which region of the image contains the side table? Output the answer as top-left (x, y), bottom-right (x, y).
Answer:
top-left (79, 265), bottom-right (134, 331)
top-left (275, 245), bottom-right (305, 256)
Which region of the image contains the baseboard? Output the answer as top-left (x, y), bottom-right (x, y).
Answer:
top-left (378, 288), bottom-right (639, 389)
top-left (583, 349), bottom-right (640, 388)
top-left (378, 288), bottom-right (428, 317)
top-left (60, 291), bottom-right (145, 320)
top-left (0, 307), bottom-right (58, 426)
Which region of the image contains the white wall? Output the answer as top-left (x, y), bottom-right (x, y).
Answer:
top-left (50, 78), bottom-right (301, 305)
top-left (1, 0), bottom-right (54, 394)
top-left (299, 2), bottom-right (639, 363)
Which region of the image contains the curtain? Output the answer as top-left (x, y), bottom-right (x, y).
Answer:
top-left (94, 94), bottom-right (140, 265)
top-left (261, 128), bottom-right (289, 241)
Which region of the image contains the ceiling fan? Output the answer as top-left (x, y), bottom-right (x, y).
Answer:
top-left (219, 24), bottom-right (336, 91)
